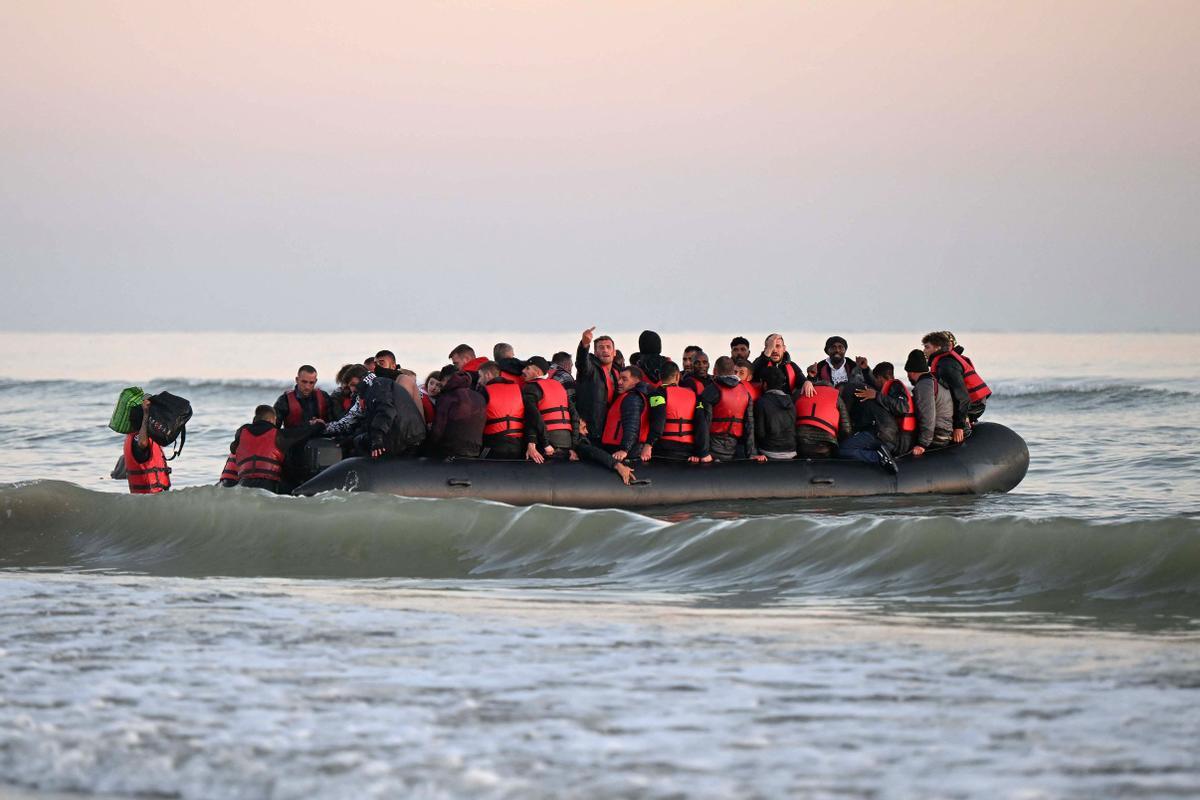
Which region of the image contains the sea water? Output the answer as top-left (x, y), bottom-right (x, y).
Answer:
top-left (1, 331), bottom-right (1198, 799)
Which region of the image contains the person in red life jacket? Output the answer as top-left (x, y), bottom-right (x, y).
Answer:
top-left (520, 356), bottom-right (581, 463)
top-left (273, 365), bottom-right (331, 430)
top-left (329, 363), bottom-right (360, 422)
top-left (922, 331), bottom-right (990, 442)
top-left (752, 333), bottom-right (813, 397)
top-left (680, 351), bottom-right (712, 395)
top-left (903, 349), bottom-right (954, 457)
top-left (449, 344), bottom-right (489, 387)
top-left (794, 378), bottom-right (852, 459)
top-left (496, 356), bottom-right (527, 387)
top-left (837, 363), bottom-right (903, 474)
top-left (420, 370), bottom-right (443, 427)
top-left (647, 361), bottom-right (712, 463)
top-left (226, 405), bottom-right (326, 493)
top-left (426, 365), bottom-right (487, 459)
top-left (730, 336), bottom-right (751, 362)
top-left (681, 346), bottom-right (700, 374)
top-left (854, 362), bottom-right (917, 455)
top-left (755, 366), bottom-right (799, 460)
top-left (575, 326), bottom-right (619, 446)
top-left (475, 361), bottom-right (501, 387)
top-left (480, 360), bottom-right (527, 459)
top-left (601, 365), bottom-right (652, 463)
top-left (734, 358), bottom-right (762, 404)
top-left (699, 356), bottom-right (764, 462)
top-left (125, 396), bottom-right (171, 494)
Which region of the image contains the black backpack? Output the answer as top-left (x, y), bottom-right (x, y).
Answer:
top-left (145, 392), bottom-right (193, 458)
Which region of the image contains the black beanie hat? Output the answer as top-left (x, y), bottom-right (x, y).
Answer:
top-left (638, 330), bottom-right (663, 356)
top-left (904, 349), bottom-right (928, 373)
top-left (824, 335), bottom-right (847, 352)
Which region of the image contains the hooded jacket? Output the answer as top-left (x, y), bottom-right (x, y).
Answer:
top-left (428, 371), bottom-right (486, 457)
top-left (699, 376), bottom-right (757, 459)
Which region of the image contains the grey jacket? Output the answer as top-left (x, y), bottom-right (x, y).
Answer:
top-left (912, 373), bottom-right (954, 448)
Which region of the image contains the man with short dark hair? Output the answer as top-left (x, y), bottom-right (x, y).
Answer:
top-left (449, 344), bottom-right (489, 379)
top-left (730, 336), bottom-right (751, 361)
top-left (681, 346), bottom-right (701, 374)
top-left (476, 361), bottom-right (500, 386)
top-left (838, 363), bottom-right (902, 473)
top-left (700, 356), bottom-right (762, 461)
top-left (521, 356), bottom-right (580, 463)
top-left (680, 350), bottom-right (712, 395)
top-left (227, 404), bottom-right (325, 493)
top-left (600, 365), bottom-right (651, 462)
top-left (922, 331), bottom-right (991, 442)
top-left (480, 361), bottom-right (526, 459)
top-left (363, 356), bottom-right (376, 372)
top-left (273, 365), bottom-right (331, 429)
top-left (575, 326), bottom-right (619, 444)
top-left (648, 362), bottom-right (711, 463)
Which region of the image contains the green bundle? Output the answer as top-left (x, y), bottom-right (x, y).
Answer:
top-left (108, 386), bottom-right (146, 434)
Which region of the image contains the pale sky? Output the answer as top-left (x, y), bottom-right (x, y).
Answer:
top-left (2, 1), bottom-right (1197, 332)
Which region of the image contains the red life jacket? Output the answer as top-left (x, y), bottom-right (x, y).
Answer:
top-left (339, 393), bottom-right (354, 413)
top-left (795, 385), bottom-right (842, 438)
top-left (601, 390), bottom-right (649, 448)
top-left (600, 365), bottom-right (617, 406)
top-left (535, 378), bottom-right (572, 433)
top-left (930, 351), bottom-right (992, 403)
top-left (285, 388), bottom-right (330, 428)
top-left (219, 454), bottom-right (239, 483)
top-left (124, 433), bottom-right (171, 494)
top-left (881, 378), bottom-right (917, 433)
top-left (235, 427), bottom-right (284, 485)
top-left (462, 356), bottom-right (488, 373)
top-left (711, 382), bottom-right (751, 439)
top-left (483, 380), bottom-right (525, 439)
top-left (660, 385), bottom-right (697, 445)
top-left (421, 394), bottom-right (435, 425)
top-left (744, 381), bottom-right (763, 403)
top-left (769, 360), bottom-right (803, 392)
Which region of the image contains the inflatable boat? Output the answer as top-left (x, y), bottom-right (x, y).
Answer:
top-left (293, 422), bottom-right (1028, 508)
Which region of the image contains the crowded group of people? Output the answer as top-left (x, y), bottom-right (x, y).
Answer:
top-left (202, 328), bottom-right (990, 495)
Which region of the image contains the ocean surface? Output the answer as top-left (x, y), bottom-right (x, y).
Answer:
top-left (1, 331), bottom-right (1198, 799)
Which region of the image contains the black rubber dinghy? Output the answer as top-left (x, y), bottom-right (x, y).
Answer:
top-left (294, 422), bottom-right (1028, 508)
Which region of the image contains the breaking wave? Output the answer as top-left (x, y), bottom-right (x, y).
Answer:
top-left (2, 482), bottom-right (1196, 616)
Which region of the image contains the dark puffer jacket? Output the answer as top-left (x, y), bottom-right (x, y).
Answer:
top-left (427, 371), bottom-right (486, 458)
